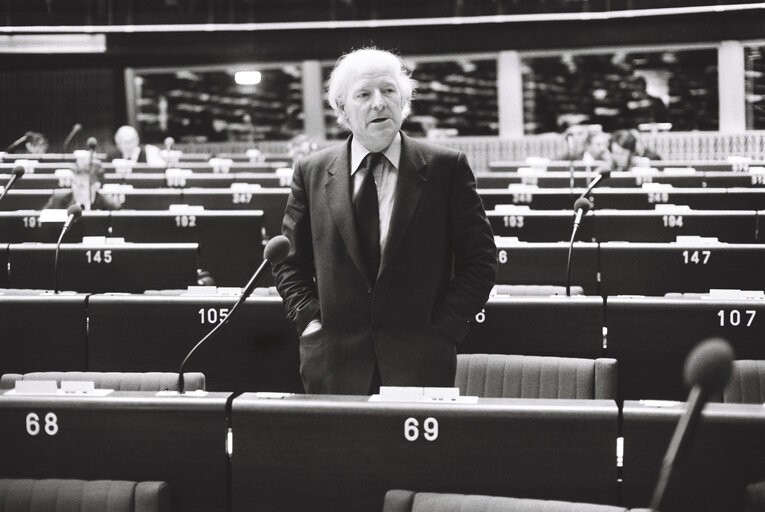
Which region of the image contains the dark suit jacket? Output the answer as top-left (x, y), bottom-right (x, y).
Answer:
top-left (43, 191), bottom-right (122, 211)
top-left (106, 147), bottom-right (147, 163)
top-left (272, 133), bottom-right (497, 394)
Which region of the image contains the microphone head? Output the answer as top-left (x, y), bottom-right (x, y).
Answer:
top-left (598, 169), bottom-right (612, 179)
top-left (573, 197), bottom-right (592, 214)
top-left (13, 165), bottom-right (25, 178)
top-left (264, 235), bottom-right (290, 263)
top-left (86, 137), bottom-right (98, 150)
top-left (164, 136), bottom-right (175, 148)
top-left (73, 123), bottom-right (83, 132)
top-left (66, 204), bottom-right (82, 221)
top-left (683, 338), bottom-right (734, 392)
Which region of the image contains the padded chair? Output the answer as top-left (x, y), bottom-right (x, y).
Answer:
top-left (0, 479), bottom-right (170, 512)
top-left (722, 360), bottom-right (765, 404)
top-left (455, 354), bottom-right (617, 399)
top-left (383, 490), bottom-right (635, 512)
top-left (0, 371), bottom-right (205, 392)
top-left (745, 480), bottom-right (765, 512)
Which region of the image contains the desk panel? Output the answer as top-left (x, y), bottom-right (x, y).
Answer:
top-left (0, 292), bottom-right (87, 375)
top-left (478, 171), bottom-right (765, 189)
top-left (0, 210), bottom-right (111, 243)
top-left (108, 210), bottom-right (264, 287)
top-left (495, 241), bottom-right (599, 294)
top-left (622, 402), bottom-right (765, 511)
top-left (0, 190), bottom-right (55, 211)
top-left (8, 242), bottom-right (198, 293)
top-left (489, 210), bottom-right (758, 243)
top-left (0, 392), bottom-right (231, 512)
top-left (591, 210), bottom-right (757, 243)
top-left (231, 396), bottom-right (619, 511)
top-left (486, 209), bottom-right (578, 242)
top-left (179, 188), bottom-right (290, 239)
top-left (607, 297), bottom-right (765, 400)
top-left (87, 294), bottom-right (302, 393)
top-left (599, 242), bottom-right (765, 296)
top-left (0, 245), bottom-right (6, 287)
top-left (482, 188), bottom-right (741, 211)
top-left (463, 296), bottom-right (604, 358)
top-left (100, 188), bottom-right (184, 209)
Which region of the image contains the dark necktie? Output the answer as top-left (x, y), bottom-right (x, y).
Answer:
top-left (354, 152), bottom-right (383, 284)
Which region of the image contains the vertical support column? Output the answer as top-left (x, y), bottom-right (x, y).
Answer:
top-left (124, 67), bottom-right (137, 128)
top-left (301, 60), bottom-right (327, 140)
top-left (497, 50), bottom-right (524, 138)
top-left (718, 40), bottom-right (746, 133)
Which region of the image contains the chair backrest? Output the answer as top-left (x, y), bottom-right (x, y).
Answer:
top-left (745, 480), bottom-right (765, 512)
top-left (0, 371), bottom-right (205, 392)
top-left (0, 479), bottom-right (170, 512)
top-left (383, 490), bottom-right (630, 512)
top-left (455, 354), bottom-right (617, 399)
top-left (722, 360), bottom-right (765, 404)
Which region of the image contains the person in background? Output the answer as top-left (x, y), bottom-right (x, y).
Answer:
top-left (43, 162), bottom-right (121, 211)
top-left (581, 130), bottom-right (610, 164)
top-left (606, 129), bottom-right (661, 172)
top-left (558, 124), bottom-right (589, 160)
top-left (287, 134), bottom-right (320, 166)
top-left (24, 131), bottom-right (49, 154)
top-left (272, 47), bottom-right (497, 395)
top-left (625, 76), bottom-right (670, 127)
top-left (107, 125), bottom-right (164, 166)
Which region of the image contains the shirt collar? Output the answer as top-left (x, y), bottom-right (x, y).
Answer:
top-left (350, 132), bottom-right (401, 175)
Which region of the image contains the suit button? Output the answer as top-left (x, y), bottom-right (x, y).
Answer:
top-left (367, 289), bottom-right (372, 298)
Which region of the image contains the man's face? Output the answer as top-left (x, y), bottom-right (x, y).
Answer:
top-left (588, 134), bottom-right (610, 159)
top-left (611, 142), bottom-right (632, 168)
top-left (341, 64), bottom-right (404, 152)
top-left (116, 132), bottom-right (139, 157)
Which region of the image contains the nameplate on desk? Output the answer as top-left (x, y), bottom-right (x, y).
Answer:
top-left (6, 380), bottom-right (113, 396)
top-left (369, 386), bottom-right (478, 404)
top-left (156, 390), bottom-right (209, 397)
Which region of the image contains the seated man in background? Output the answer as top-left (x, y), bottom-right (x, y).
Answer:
top-left (43, 163), bottom-right (121, 211)
top-left (107, 125), bottom-right (163, 166)
top-left (581, 129), bottom-right (610, 164)
top-left (606, 129), bottom-right (662, 172)
top-left (23, 131), bottom-right (49, 154)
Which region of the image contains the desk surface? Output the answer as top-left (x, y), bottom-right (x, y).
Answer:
top-left (231, 395), bottom-right (619, 511)
top-left (0, 391), bottom-right (232, 512)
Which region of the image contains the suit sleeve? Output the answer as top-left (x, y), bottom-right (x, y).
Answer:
top-left (432, 152), bottom-right (497, 343)
top-left (271, 160), bottom-right (321, 334)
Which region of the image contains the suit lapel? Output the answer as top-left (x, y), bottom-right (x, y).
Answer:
top-left (380, 134), bottom-right (428, 276)
top-left (325, 137), bottom-right (372, 285)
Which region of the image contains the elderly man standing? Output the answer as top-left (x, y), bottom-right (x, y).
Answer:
top-left (272, 48), bottom-right (497, 395)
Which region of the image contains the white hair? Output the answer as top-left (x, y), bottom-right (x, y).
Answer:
top-left (326, 47), bottom-right (416, 129)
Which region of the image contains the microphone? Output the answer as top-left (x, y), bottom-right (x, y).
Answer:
top-left (0, 166), bottom-right (25, 203)
top-left (648, 338), bottom-right (734, 512)
top-left (164, 137), bottom-right (175, 151)
top-left (5, 133), bottom-right (29, 153)
top-left (176, 235), bottom-right (291, 394)
top-left (566, 197), bottom-right (591, 297)
top-left (53, 204), bottom-right (82, 294)
top-left (62, 123), bottom-right (83, 151)
top-left (578, 169), bottom-right (611, 204)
